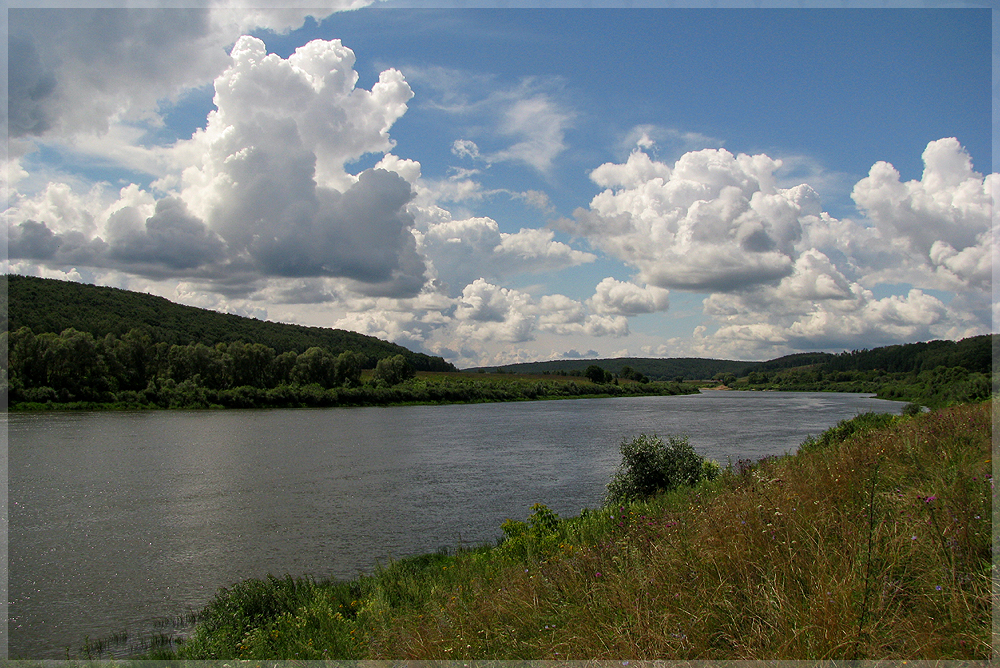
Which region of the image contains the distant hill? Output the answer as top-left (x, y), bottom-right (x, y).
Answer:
top-left (472, 357), bottom-right (751, 381)
top-left (2, 274), bottom-right (455, 372)
top-left (470, 337), bottom-right (993, 380)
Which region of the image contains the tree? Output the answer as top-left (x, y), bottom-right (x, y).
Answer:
top-left (334, 350), bottom-right (365, 387)
top-left (585, 364), bottom-right (612, 384)
top-left (40, 329), bottom-right (109, 399)
top-left (605, 434), bottom-right (713, 505)
top-left (372, 354), bottom-right (415, 386)
top-left (224, 341), bottom-right (276, 388)
top-left (290, 347), bottom-right (338, 387)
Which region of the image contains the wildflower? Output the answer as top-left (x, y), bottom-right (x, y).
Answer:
top-left (936, 585), bottom-right (942, 591)
top-left (924, 495), bottom-right (937, 503)
top-left (596, 572), bottom-right (602, 577)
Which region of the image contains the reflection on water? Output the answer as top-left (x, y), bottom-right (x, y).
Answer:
top-left (8, 391), bottom-right (902, 658)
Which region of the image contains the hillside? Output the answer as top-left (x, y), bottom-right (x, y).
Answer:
top-left (474, 356), bottom-right (753, 381)
top-left (3, 274), bottom-right (454, 372)
top-left (473, 338), bottom-right (992, 381)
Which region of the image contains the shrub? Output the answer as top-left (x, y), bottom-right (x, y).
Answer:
top-left (496, 503), bottom-right (562, 562)
top-left (604, 434), bottom-right (707, 505)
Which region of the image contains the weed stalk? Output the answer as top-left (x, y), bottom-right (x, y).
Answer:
top-left (853, 457), bottom-right (880, 659)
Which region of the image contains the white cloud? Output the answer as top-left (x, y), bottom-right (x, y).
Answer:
top-left (566, 147), bottom-right (808, 292)
top-left (618, 125), bottom-right (725, 161)
top-left (851, 137), bottom-right (996, 291)
top-left (488, 95), bottom-right (573, 174)
top-left (453, 279), bottom-right (537, 343)
top-left (558, 138), bottom-right (995, 358)
top-left (700, 258), bottom-right (978, 357)
top-left (587, 277), bottom-right (670, 316)
top-left (451, 139), bottom-right (481, 161)
top-left (8, 5), bottom-right (372, 140)
top-left (414, 216), bottom-right (594, 296)
top-left (411, 67), bottom-right (574, 176)
top-left (7, 35), bottom-right (426, 297)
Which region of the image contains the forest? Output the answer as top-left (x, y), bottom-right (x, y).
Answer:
top-left (3, 274), bottom-right (454, 371)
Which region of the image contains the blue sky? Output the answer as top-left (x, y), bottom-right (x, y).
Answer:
top-left (5, 3), bottom-right (996, 366)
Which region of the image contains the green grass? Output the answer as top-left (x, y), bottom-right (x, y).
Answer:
top-left (114, 401), bottom-right (991, 661)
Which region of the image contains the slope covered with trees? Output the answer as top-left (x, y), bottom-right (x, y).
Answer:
top-left (477, 338), bottom-right (992, 381)
top-left (4, 275), bottom-right (453, 370)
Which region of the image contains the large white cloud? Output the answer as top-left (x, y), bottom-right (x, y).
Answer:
top-left (559, 139), bottom-right (995, 357)
top-left (564, 148), bottom-right (813, 292)
top-left (587, 277), bottom-right (670, 316)
top-left (7, 34), bottom-right (426, 297)
top-left (851, 137), bottom-right (996, 292)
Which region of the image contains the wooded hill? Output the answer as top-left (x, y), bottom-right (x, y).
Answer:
top-left (3, 274), bottom-right (454, 372)
top-left (473, 336), bottom-right (994, 380)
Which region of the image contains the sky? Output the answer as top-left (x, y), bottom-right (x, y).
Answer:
top-left (4, 2), bottom-right (996, 368)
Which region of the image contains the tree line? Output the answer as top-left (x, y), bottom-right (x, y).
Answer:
top-left (2, 326), bottom-right (422, 406)
top-left (734, 362), bottom-right (993, 409)
top-left (2, 326), bottom-right (698, 410)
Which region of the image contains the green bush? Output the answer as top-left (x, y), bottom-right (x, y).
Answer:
top-left (496, 503), bottom-right (562, 562)
top-left (604, 434), bottom-right (707, 505)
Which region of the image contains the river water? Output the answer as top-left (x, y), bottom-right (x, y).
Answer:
top-left (7, 391), bottom-right (904, 658)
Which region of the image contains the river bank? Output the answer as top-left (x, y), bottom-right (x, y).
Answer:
top-left (126, 400), bottom-right (991, 660)
top-left (6, 372), bottom-right (700, 412)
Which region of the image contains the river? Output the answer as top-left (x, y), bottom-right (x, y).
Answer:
top-left (7, 390), bottom-right (904, 658)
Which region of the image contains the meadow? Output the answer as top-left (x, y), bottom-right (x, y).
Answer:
top-left (119, 400), bottom-right (991, 661)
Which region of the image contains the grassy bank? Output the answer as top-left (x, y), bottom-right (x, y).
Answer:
top-left (123, 401), bottom-right (991, 661)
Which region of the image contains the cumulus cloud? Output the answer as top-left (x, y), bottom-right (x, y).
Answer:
top-left (107, 196), bottom-right (226, 271)
top-left (558, 138), bottom-right (995, 357)
top-left (7, 34), bottom-right (426, 297)
top-left (851, 137), bottom-right (996, 291)
top-left (448, 278), bottom-right (630, 345)
top-left (588, 277), bottom-right (670, 316)
top-left (452, 279), bottom-right (537, 343)
top-left (706, 286), bottom-right (952, 355)
top-left (696, 243), bottom-right (984, 358)
top-left (565, 147), bottom-right (811, 292)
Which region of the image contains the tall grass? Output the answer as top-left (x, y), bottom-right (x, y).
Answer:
top-left (145, 402), bottom-right (991, 660)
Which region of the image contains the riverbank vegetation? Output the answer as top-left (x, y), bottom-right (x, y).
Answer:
top-left (2, 325), bottom-right (696, 410)
top-left (727, 362), bottom-right (992, 409)
top-left (113, 400), bottom-right (990, 661)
